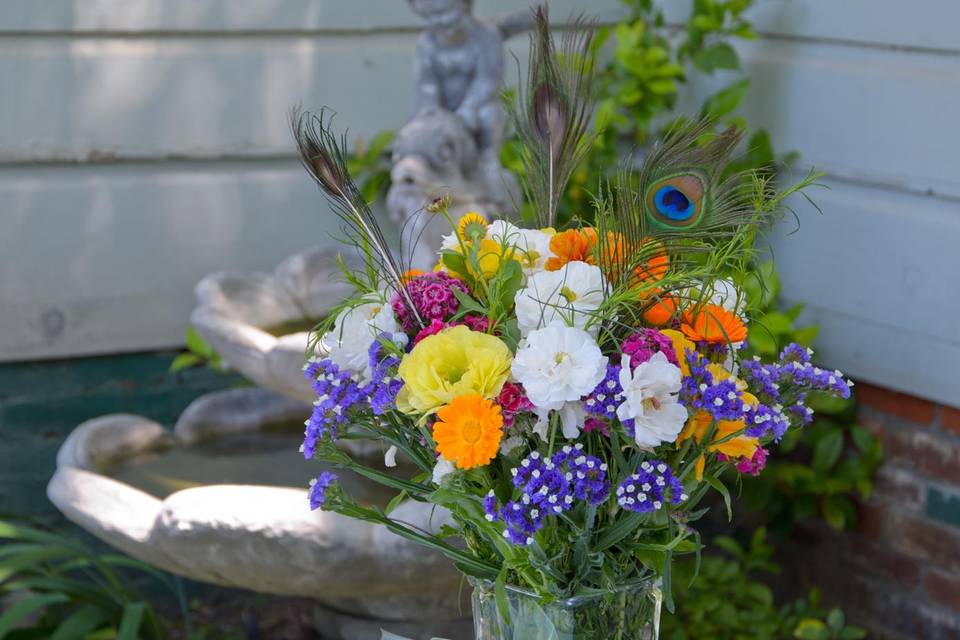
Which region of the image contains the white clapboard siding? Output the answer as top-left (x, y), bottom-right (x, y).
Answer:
top-left (768, 180), bottom-right (960, 404)
top-left (0, 0), bottom-right (623, 33)
top-left (0, 160), bottom-right (336, 360)
top-left (661, 0), bottom-right (960, 53)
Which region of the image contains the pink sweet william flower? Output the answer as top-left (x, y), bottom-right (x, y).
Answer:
top-left (391, 272), bottom-right (468, 332)
top-left (413, 318), bottom-right (448, 345)
top-left (498, 382), bottom-right (534, 427)
top-left (583, 416), bottom-right (610, 437)
top-left (719, 447), bottom-right (768, 476)
top-left (621, 328), bottom-right (678, 368)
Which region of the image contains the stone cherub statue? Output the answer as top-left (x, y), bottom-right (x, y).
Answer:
top-left (387, 0), bottom-right (528, 270)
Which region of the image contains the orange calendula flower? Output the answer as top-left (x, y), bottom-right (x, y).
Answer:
top-left (402, 269), bottom-right (427, 284)
top-left (545, 228), bottom-right (598, 271)
top-left (631, 244), bottom-right (669, 285)
top-left (642, 291), bottom-right (683, 327)
top-left (433, 395), bottom-right (504, 469)
top-left (681, 304), bottom-right (748, 344)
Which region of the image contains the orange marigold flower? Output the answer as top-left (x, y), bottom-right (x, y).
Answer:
top-left (433, 395), bottom-right (504, 469)
top-left (545, 228), bottom-right (598, 271)
top-left (681, 304), bottom-right (748, 344)
top-left (402, 269), bottom-right (427, 284)
top-left (642, 291), bottom-right (683, 327)
top-left (632, 245), bottom-right (669, 285)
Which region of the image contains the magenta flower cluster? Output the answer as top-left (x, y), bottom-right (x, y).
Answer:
top-left (391, 272), bottom-right (468, 332)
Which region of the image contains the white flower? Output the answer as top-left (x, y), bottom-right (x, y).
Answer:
top-left (432, 455), bottom-right (456, 484)
top-left (514, 261), bottom-right (606, 337)
top-left (616, 352), bottom-right (688, 449)
top-left (499, 435), bottom-right (524, 455)
top-left (512, 323), bottom-right (608, 415)
top-left (384, 445), bottom-right (398, 468)
top-left (323, 296), bottom-right (407, 380)
top-left (688, 279), bottom-right (746, 316)
top-left (486, 220), bottom-right (554, 275)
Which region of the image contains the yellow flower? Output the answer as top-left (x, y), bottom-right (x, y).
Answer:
top-left (661, 329), bottom-right (696, 376)
top-left (456, 212), bottom-right (488, 240)
top-left (433, 395), bottom-right (503, 469)
top-left (397, 325), bottom-right (512, 415)
top-left (677, 391), bottom-right (760, 481)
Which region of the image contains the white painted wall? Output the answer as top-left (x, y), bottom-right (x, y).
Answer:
top-left (1, 1), bottom-right (957, 405)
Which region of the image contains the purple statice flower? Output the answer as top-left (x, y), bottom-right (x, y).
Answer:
top-left (552, 444), bottom-right (609, 505)
top-left (744, 402), bottom-right (790, 440)
top-left (583, 364), bottom-right (625, 420)
top-left (616, 460), bottom-right (686, 513)
top-left (302, 358), bottom-right (367, 458)
top-left (680, 351), bottom-right (751, 423)
top-left (498, 500), bottom-right (548, 546)
top-left (483, 490), bottom-right (499, 522)
top-left (391, 272), bottom-right (468, 333)
top-left (621, 329), bottom-right (678, 368)
top-left (779, 359), bottom-right (853, 399)
top-left (740, 356), bottom-right (782, 403)
top-left (780, 343), bottom-right (812, 364)
top-left (363, 335), bottom-right (403, 415)
top-left (787, 392), bottom-right (815, 424)
top-left (308, 471), bottom-right (338, 510)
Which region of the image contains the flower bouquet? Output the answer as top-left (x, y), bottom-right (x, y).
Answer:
top-left (291, 8), bottom-right (850, 639)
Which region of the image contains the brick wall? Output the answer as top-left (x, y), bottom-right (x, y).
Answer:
top-left (779, 382), bottom-right (960, 640)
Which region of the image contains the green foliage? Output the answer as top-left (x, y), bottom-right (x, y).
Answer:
top-left (347, 129), bottom-right (395, 204)
top-left (169, 327), bottom-right (225, 373)
top-left (740, 262), bottom-right (884, 533)
top-left (0, 520), bottom-right (193, 639)
top-left (663, 528), bottom-right (866, 639)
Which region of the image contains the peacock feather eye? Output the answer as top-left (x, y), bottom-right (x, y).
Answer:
top-left (645, 173), bottom-right (707, 228)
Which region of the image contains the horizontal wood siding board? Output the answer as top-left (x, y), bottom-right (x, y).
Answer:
top-left (768, 178), bottom-right (960, 405)
top-left (0, 160), bottom-right (341, 361)
top-left (676, 37), bottom-right (960, 200)
top-left (5, 33), bottom-right (959, 204)
top-left (0, 0), bottom-right (624, 34)
top-left (661, 0), bottom-right (960, 54)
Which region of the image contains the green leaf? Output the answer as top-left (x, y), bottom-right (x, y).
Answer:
top-left (850, 425), bottom-right (876, 453)
top-left (827, 607), bottom-right (845, 631)
top-left (706, 475), bottom-right (733, 521)
top-left (116, 602), bottom-right (145, 640)
top-left (813, 430), bottom-right (844, 472)
top-left (793, 618), bottom-right (828, 640)
top-left (693, 43), bottom-right (740, 73)
top-left (700, 79), bottom-right (750, 119)
top-left (184, 327), bottom-right (213, 357)
top-left (823, 495), bottom-right (854, 531)
top-left (0, 593), bottom-right (69, 638)
top-left (793, 325), bottom-right (820, 347)
top-left (384, 491), bottom-right (408, 516)
top-left (49, 606), bottom-right (108, 640)
top-left (169, 353), bottom-right (201, 373)
top-left (755, 311), bottom-right (793, 336)
top-left (494, 565), bottom-right (512, 627)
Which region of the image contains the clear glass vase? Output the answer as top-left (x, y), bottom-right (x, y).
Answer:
top-left (471, 578), bottom-right (661, 640)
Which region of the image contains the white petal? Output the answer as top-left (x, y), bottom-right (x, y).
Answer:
top-left (432, 456), bottom-right (456, 484)
top-left (384, 445), bottom-right (398, 468)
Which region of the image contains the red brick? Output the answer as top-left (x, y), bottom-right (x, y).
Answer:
top-left (942, 405), bottom-right (960, 437)
top-left (857, 500), bottom-right (887, 539)
top-left (926, 570), bottom-right (960, 612)
top-left (888, 512), bottom-right (960, 572)
top-left (859, 410), bottom-right (888, 444)
top-left (847, 537), bottom-right (921, 585)
top-left (887, 428), bottom-right (960, 485)
top-left (857, 381), bottom-right (936, 425)
top-left (874, 465), bottom-right (926, 509)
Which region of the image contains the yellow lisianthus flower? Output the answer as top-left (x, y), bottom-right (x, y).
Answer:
top-left (677, 390), bottom-right (760, 480)
top-left (397, 325), bottom-right (512, 415)
top-left (660, 329), bottom-right (696, 376)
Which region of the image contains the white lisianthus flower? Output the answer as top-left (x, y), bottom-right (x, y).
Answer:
top-left (384, 445), bottom-right (398, 468)
top-left (616, 352), bottom-right (687, 449)
top-left (512, 323), bottom-right (608, 431)
top-left (486, 220), bottom-right (554, 275)
top-left (514, 262), bottom-right (606, 337)
top-left (323, 296), bottom-right (407, 380)
top-left (432, 455), bottom-right (456, 484)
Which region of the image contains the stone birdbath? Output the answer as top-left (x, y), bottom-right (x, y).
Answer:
top-left (47, 388), bottom-right (470, 640)
top-left (190, 246), bottom-right (351, 405)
